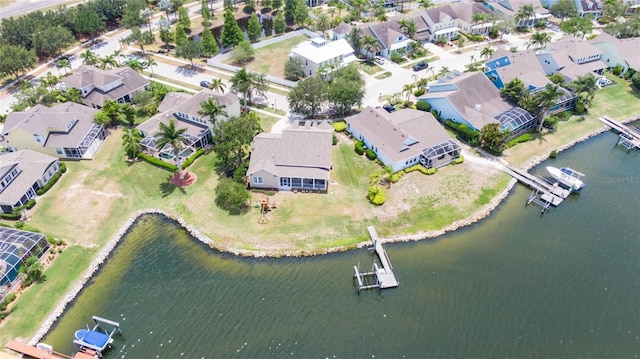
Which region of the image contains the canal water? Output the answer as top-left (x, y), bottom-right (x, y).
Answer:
top-left (44, 131), bottom-right (639, 358)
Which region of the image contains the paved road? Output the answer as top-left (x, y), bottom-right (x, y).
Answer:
top-left (0, 0), bottom-right (86, 19)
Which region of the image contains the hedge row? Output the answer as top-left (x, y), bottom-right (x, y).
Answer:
top-left (444, 119), bottom-right (479, 146)
top-left (181, 148), bottom-right (205, 169)
top-left (405, 164), bottom-right (436, 175)
top-left (505, 133), bottom-right (533, 149)
top-left (354, 141), bottom-right (365, 155)
top-left (138, 153), bottom-right (178, 172)
top-left (36, 166), bottom-right (64, 196)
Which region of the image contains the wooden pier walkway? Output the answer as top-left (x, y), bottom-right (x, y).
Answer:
top-left (499, 162), bottom-right (571, 208)
top-left (599, 116), bottom-right (640, 150)
top-left (353, 226), bottom-right (398, 292)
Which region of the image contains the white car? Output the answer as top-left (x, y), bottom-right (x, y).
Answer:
top-left (374, 56), bottom-right (385, 65)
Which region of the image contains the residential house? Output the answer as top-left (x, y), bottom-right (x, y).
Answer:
top-left (329, 22), bottom-right (353, 41)
top-left (590, 32), bottom-right (640, 75)
top-left (1, 102), bottom-right (105, 159)
top-left (537, 37), bottom-right (606, 82)
top-left (346, 107), bottom-right (461, 172)
top-left (359, 15), bottom-right (414, 59)
top-left (136, 89), bottom-right (240, 161)
top-left (419, 71), bottom-right (536, 137)
top-left (484, 48), bottom-right (577, 112)
top-left (246, 121), bottom-right (333, 192)
top-left (61, 65), bottom-right (149, 108)
top-left (485, 0), bottom-right (551, 28)
top-left (0, 149), bottom-right (60, 214)
top-left (574, 0), bottom-right (604, 18)
top-left (416, 6), bottom-right (459, 43)
top-left (289, 38), bottom-right (357, 77)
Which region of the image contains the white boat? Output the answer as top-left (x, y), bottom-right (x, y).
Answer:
top-left (546, 166), bottom-right (585, 191)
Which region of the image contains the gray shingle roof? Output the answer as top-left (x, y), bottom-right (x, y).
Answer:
top-left (246, 121), bottom-right (333, 179)
top-left (346, 107), bottom-right (455, 163)
top-left (62, 65), bottom-right (149, 107)
top-left (3, 102), bottom-right (100, 148)
top-left (0, 149), bottom-right (58, 207)
top-left (488, 48), bottom-right (551, 88)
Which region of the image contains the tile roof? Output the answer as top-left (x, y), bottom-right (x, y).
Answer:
top-left (3, 102), bottom-right (99, 148)
top-left (346, 107), bottom-right (454, 163)
top-left (247, 121), bottom-right (333, 179)
top-left (0, 149), bottom-right (58, 207)
top-left (420, 72), bottom-right (514, 129)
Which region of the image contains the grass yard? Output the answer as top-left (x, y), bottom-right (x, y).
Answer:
top-left (354, 60), bottom-right (383, 76)
top-left (226, 36), bottom-right (308, 78)
top-left (503, 75), bottom-right (640, 167)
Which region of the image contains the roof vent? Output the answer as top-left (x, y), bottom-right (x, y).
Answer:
top-left (475, 104), bottom-right (481, 111)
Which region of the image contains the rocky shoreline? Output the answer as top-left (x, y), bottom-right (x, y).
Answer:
top-left (30, 117), bottom-right (638, 345)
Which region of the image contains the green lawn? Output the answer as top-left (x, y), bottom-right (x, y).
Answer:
top-left (228, 35), bottom-right (308, 78)
top-left (354, 60), bottom-right (383, 76)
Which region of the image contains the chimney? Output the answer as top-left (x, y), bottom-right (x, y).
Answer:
top-left (475, 104), bottom-right (481, 111)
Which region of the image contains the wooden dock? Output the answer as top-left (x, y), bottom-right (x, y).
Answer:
top-left (498, 162), bottom-right (572, 213)
top-left (599, 116), bottom-right (640, 150)
top-left (353, 226), bottom-right (398, 292)
top-left (5, 340), bottom-right (98, 359)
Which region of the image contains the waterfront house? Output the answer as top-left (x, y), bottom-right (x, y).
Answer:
top-left (136, 89), bottom-right (240, 161)
top-left (536, 37), bottom-right (606, 82)
top-left (289, 38), bottom-right (357, 77)
top-left (0, 149), bottom-right (60, 214)
top-left (0, 227), bottom-right (49, 297)
top-left (346, 107), bottom-right (461, 172)
top-left (246, 121), bottom-right (333, 192)
top-left (0, 102), bottom-right (105, 159)
top-left (590, 33), bottom-right (640, 75)
top-left (61, 65), bottom-right (149, 108)
top-left (419, 71), bottom-right (536, 137)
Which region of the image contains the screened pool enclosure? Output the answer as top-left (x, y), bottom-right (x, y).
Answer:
top-left (0, 227), bottom-right (49, 298)
top-left (420, 139), bottom-right (461, 169)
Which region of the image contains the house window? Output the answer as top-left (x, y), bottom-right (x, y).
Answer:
top-left (280, 177), bottom-right (290, 187)
top-left (292, 177), bottom-right (302, 187)
top-left (252, 177), bottom-right (263, 184)
top-left (303, 178), bottom-right (314, 188)
top-left (314, 179), bottom-right (326, 189)
top-left (34, 134), bottom-right (43, 143)
top-left (56, 148), bottom-right (64, 155)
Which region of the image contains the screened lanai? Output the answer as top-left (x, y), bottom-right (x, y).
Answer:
top-left (0, 227), bottom-right (49, 299)
top-left (139, 128), bottom-right (210, 163)
top-left (495, 107), bottom-right (536, 138)
top-left (420, 139), bottom-right (461, 169)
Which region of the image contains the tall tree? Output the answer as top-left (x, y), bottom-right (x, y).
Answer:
top-left (121, 0), bottom-right (147, 28)
top-left (177, 6), bottom-right (192, 30)
top-left (0, 45), bottom-right (37, 80)
top-left (198, 97), bottom-right (227, 125)
top-left (515, 4), bottom-right (535, 28)
top-left (292, 0), bottom-right (308, 27)
top-left (155, 119), bottom-right (190, 180)
top-left (550, 0), bottom-right (577, 24)
top-left (33, 26), bottom-right (75, 58)
top-left (230, 68), bottom-right (268, 106)
top-left (74, 4), bottom-right (107, 43)
top-left (208, 78), bottom-right (226, 92)
top-left (560, 17), bottom-right (593, 38)
top-left (361, 34), bottom-right (381, 59)
top-left (176, 39), bottom-right (203, 66)
top-left (80, 49), bottom-right (99, 65)
top-left (347, 27), bottom-right (363, 54)
top-left (174, 23), bottom-right (188, 47)
top-left (479, 123), bottom-right (509, 154)
top-left (567, 73), bottom-right (598, 108)
top-left (274, 11), bottom-right (287, 34)
top-left (56, 58), bottom-right (72, 74)
top-left (533, 84), bottom-right (560, 132)
top-left (140, 7), bottom-right (155, 32)
top-left (221, 9), bottom-right (244, 48)
top-left (122, 128), bottom-right (143, 160)
top-left (500, 78), bottom-right (526, 103)
top-left (211, 112), bottom-right (263, 173)
top-left (158, 0), bottom-right (176, 21)
top-left (287, 76), bottom-right (327, 115)
top-left (271, 0), bottom-right (283, 10)
top-left (201, 27), bottom-right (220, 56)
top-left (201, 0), bottom-right (212, 23)
top-left (247, 13), bottom-right (262, 42)
top-left (471, 12), bottom-right (489, 35)
top-left (327, 65), bottom-right (365, 114)
top-left (127, 28), bottom-right (155, 56)
top-left (316, 13), bottom-right (331, 35)
top-left (480, 46), bottom-right (494, 60)
top-left (527, 31), bottom-right (551, 50)
top-left (159, 17), bottom-right (174, 51)
top-left (398, 19), bottom-right (417, 40)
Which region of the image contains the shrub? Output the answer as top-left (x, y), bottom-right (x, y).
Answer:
top-left (60, 162), bottom-right (67, 173)
top-left (444, 119), bottom-right (479, 146)
top-left (36, 170), bottom-right (63, 196)
top-left (389, 171), bottom-right (404, 183)
top-left (367, 186), bottom-right (386, 205)
top-left (425, 167), bottom-right (436, 175)
top-left (416, 100), bottom-right (431, 112)
top-left (24, 199), bottom-right (36, 209)
top-left (574, 101), bottom-right (586, 114)
top-left (181, 148), bottom-right (205, 169)
top-left (390, 52), bottom-right (403, 64)
top-left (333, 121), bottom-right (347, 132)
top-left (413, 88), bottom-right (426, 97)
top-left (404, 164), bottom-right (431, 175)
top-left (549, 149), bottom-right (558, 158)
top-left (488, 26), bottom-right (499, 39)
top-left (631, 72), bottom-right (640, 91)
top-left (612, 65), bottom-right (623, 76)
top-left (354, 141), bottom-right (365, 155)
top-left (332, 134), bottom-right (338, 145)
top-left (453, 156), bottom-right (464, 164)
top-left (0, 212), bottom-right (21, 220)
top-left (215, 178), bottom-right (250, 215)
top-left (137, 153), bottom-right (178, 172)
top-left (365, 149), bottom-right (376, 160)
top-left (430, 109), bottom-right (441, 121)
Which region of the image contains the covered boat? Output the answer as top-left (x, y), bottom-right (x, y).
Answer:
top-left (546, 166), bottom-right (585, 191)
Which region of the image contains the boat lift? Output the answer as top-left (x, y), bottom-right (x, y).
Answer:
top-left (73, 316), bottom-right (122, 358)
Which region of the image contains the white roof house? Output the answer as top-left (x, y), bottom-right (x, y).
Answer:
top-left (289, 38), bottom-right (356, 77)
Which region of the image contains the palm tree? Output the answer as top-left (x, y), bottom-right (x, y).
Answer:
top-left (80, 50), bottom-right (99, 66)
top-left (145, 57), bottom-right (158, 76)
top-left (361, 34), bottom-right (381, 59)
top-left (124, 59), bottom-right (144, 73)
top-left (56, 59), bottom-right (72, 74)
top-left (419, 0), bottom-right (433, 11)
top-left (155, 119), bottom-right (189, 180)
top-left (112, 49), bottom-right (124, 66)
top-left (398, 19), bottom-right (417, 40)
top-left (515, 4), bottom-right (535, 28)
top-left (402, 83), bottom-right (414, 102)
top-left (533, 84), bottom-right (560, 132)
top-left (336, 1), bottom-right (346, 17)
top-left (41, 72), bottom-right (61, 91)
top-left (471, 13), bottom-right (489, 35)
top-left (527, 31), bottom-right (551, 50)
top-left (438, 66), bottom-right (450, 78)
top-left (348, 27), bottom-right (363, 55)
top-left (122, 128), bottom-right (143, 160)
top-left (208, 78), bottom-right (226, 93)
top-left (100, 54), bottom-right (118, 69)
top-left (480, 46), bottom-right (494, 60)
top-left (18, 256), bottom-right (43, 286)
top-left (568, 73), bottom-right (598, 107)
top-left (316, 13), bottom-right (331, 35)
top-left (198, 97), bottom-right (227, 126)
top-left (230, 68), bottom-right (268, 108)
top-left (61, 88), bottom-right (82, 103)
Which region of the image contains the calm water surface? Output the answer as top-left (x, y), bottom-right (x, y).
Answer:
top-left (44, 132), bottom-right (640, 358)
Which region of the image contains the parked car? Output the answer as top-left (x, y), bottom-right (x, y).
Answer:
top-left (200, 80), bottom-right (211, 88)
top-left (382, 104), bottom-right (396, 113)
top-left (374, 56), bottom-right (385, 65)
top-left (412, 61), bottom-right (429, 71)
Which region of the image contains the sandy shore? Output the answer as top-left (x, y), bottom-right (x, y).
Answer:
top-left (29, 116), bottom-right (638, 345)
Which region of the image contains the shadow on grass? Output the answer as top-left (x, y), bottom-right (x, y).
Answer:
top-left (159, 176), bottom-right (187, 197)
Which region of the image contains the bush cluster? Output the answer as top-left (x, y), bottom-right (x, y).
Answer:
top-left (333, 121), bottom-right (347, 132)
top-left (36, 169), bottom-right (64, 196)
top-left (137, 153), bottom-right (178, 172)
top-left (181, 148), bottom-right (205, 169)
top-left (404, 164), bottom-right (435, 175)
top-left (0, 292), bottom-right (17, 318)
top-left (413, 88), bottom-right (426, 97)
top-left (365, 149), bottom-right (377, 160)
top-left (367, 186), bottom-right (386, 205)
top-left (444, 119), bottom-right (479, 146)
top-left (453, 156), bottom-right (464, 164)
top-left (389, 171), bottom-right (404, 183)
top-left (416, 101), bottom-right (431, 112)
top-left (0, 198), bottom-right (37, 220)
top-left (466, 34), bottom-right (485, 42)
top-left (354, 141), bottom-right (365, 155)
top-left (505, 133), bottom-right (533, 148)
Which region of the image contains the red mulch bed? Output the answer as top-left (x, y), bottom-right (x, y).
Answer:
top-left (169, 171), bottom-right (197, 187)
